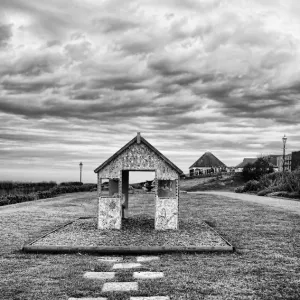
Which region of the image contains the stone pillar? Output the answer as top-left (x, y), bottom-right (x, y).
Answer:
top-left (98, 197), bottom-right (122, 229)
top-left (155, 197), bottom-right (178, 230)
top-left (122, 170), bottom-right (129, 218)
top-left (155, 177), bottom-right (179, 230)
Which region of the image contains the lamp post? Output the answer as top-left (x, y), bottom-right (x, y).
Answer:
top-left (79, 162), bottom-right (83, 183)
top-left (282, 135), bottom-right (287, 172)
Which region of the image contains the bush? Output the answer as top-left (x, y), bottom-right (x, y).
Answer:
top-left (242, 157), bottom-right (274, 181)
top-left (0, 181), bottom-right (57, 195)
top-left (0, 183), bottom-right (97, 206)
top-left (235, 186), bottom-right (244, 193)
top-left (243, 180), bottom-right (261, 192)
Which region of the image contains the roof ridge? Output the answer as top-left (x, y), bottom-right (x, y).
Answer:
top-left (189, 152), bottom-right (227, 169)
top-left (94, 134), bottom-right (183, 174)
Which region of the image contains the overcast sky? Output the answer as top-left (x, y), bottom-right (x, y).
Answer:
top-left (1, 0), bottom-right (300, 183)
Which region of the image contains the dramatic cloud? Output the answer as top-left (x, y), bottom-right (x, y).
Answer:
top-left (0, 0), bottom-right (299, 182)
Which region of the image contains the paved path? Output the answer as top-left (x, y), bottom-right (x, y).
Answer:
top-left (73, 256), bottom-right (168, 299)
top-left (188, 191), bottom-right (300, 215)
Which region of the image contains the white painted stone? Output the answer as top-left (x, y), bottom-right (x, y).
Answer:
top-left (130, 297), bottom-right (170, 300)
top-left (112, 263), bottom-right (142, 269)
top-left (136, 256), bottom-right (160, 262)
top-left (83, 272), bottom-right (115, 280)
top-left (69, 298), bottom-right (107, 300)
top-left (98, 256), bottom-right (123, 263)
top-left (102, 282), bottom-right (138, 292)
top-left (133, 272), bottom-right (164, 280)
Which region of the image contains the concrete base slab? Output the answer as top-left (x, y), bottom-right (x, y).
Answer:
top-left (136, 256), bottom-right (160, 262)
top-left (83, 272), bottom-right (115, 280)
top-left (130, 297), bottom-right (169, 300)
top-left (112, 263), bottom-right (142, 269)
top-left (102, 282), bottom-right (138, 292)
top-left (98, 256), bottom-right (123, 263)
top-left (133, 272), bottom-right (164, 280)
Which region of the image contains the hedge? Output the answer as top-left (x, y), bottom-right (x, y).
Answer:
top-left (0, 183), bottom-right (97, 207)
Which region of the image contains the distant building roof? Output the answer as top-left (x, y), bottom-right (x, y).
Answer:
top-left (266, 155), bottom-right (281, 167)
top-left (235, 158), bottom-right (257, 168)
top-left (189, 152), bottom-right (227, 169)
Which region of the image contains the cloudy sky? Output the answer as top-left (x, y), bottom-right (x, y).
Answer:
top-left (1, 0), bottom-right (300, 183)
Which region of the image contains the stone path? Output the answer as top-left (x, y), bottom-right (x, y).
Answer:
top-left (102, 282), bottom-right (138, 292)
top-left (112, 262), bottom-right (142, 269)
top-left (189, 191), bottom-right (300, 215)
top-left (69, 255), bottom-right (169, 300)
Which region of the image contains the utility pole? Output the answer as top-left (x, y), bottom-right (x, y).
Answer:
top-left (79, 162), bottom-right (83, 183)
top-left (282, 135), bottom-right (287, 172)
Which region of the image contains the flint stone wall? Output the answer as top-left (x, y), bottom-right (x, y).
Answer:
top-left (155, 197), bottom-right (178, 230)
top-left (97, 140), bottom-right (180, 230)
top-left (97, 143), bottom-right (178, 180)
top-left (98, 197), bottom-right (121, 229)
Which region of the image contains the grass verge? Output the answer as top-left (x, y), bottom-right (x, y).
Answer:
top-left (0, 192), bottom-right (300, 299)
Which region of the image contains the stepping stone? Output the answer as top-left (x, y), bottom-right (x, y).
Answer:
top-left (102, 282), bottom-right (138, 292)
top-left (133, 272), bottom-right (164, 279)
top-left (112, 263), bottom-right (142, 269)
top-left (98, 256), bottom-right (123, 263)
top-left (83, 272), bottom-right (115, 280)
top-left (136, 256), bottom-right (160, 262)
top-left (69, 298), bottom-right (107, 300)
top-left (130, 297), bottom-right (170, 300)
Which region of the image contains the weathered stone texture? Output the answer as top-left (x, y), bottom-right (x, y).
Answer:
top-left (136, 256), bottom-right (160, 262)
top-left (98, 143), bottom-right (178, 180)
top-left (133, 272), bottom-right (164, 279)
top-left (102, 282), bottom-right (138, 292)
top-left (155, 197), bottom-right (178, 230)
top-left (98, 197), bottom-right (121, 229)
top-left (112, 263), bottom-right (142, 269)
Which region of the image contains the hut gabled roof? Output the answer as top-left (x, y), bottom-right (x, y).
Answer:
top-left (94, 133), bottom-right (183, 174)
top-left (189, 152), bottom-right (227, 169)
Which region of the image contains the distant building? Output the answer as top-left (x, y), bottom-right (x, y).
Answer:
top-left (235, 158), bottom-right (257, 172)
top-left (189, 152), bottom-right (227, 176)
top-left (277, 151), bottom-right (300, 172)
top-left (265, 154), bottom-right (282, 171)
top-left (235, 155), bottom-right (282, 172)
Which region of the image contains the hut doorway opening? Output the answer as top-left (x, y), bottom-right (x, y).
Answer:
top-left (123, 170), bottom-right (155, 220)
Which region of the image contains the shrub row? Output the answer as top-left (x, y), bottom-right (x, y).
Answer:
top-left (0, 183), bottom-right (97, 207)
top-left (59, 181), bottom-right (83, 186)
top-left (0, 181), bottom-right (57, 193)
top-left (235, 168), bottom-right (300, 198)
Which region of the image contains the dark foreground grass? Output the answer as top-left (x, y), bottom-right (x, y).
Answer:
top-left (0, 192), bottom-right (300, 299)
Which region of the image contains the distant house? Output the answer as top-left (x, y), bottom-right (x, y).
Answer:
top-left (277, 151), bottom-right (300, 172)
top-left (235, 158), bottom-right (257, 172)
top-left (265, 155), bottom-right (281, 171)
top-left (189, 152), bottom-right (227, 176)
top-left (235, 155), bottom-right (283, 172)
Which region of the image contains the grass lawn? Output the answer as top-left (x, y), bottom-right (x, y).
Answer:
top-left (180, 174), bottom-right (245, 192)
top-left (0, 191), bottom-right (300, 299)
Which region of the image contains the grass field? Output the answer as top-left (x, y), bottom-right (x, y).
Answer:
top-left (0, 192), bottom-right (300, 299)
top-left (180, 174), bottom-right (245, 192)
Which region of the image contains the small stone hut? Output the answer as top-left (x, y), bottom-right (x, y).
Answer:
top-left (94, 133), bottom-right (183, 230)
